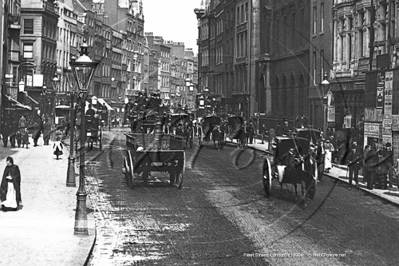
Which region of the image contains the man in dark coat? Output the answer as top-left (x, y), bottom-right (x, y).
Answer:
top-left (379, 143), bottom-right (394, 188)
top-left (365, 143), bottom-right (379, 190)
top-left (346, 144), bottom-right (362, 189)
top-left (31, 115), bottom-right (43, 147)
top-left (42, 117), bottom-right (52, 145)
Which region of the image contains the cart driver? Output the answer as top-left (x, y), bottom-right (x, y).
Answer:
top-left (92, 114), bottom-right (100, 130)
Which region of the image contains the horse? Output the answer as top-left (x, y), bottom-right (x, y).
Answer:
top-left (231, 125), bottom-right (246, 148)
top-left (211, 126), bottom-right (224, 150)
top-left (281, 150), bottom-right (317, 205)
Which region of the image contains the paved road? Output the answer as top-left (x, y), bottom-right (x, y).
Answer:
top-left (85, 129), bottom-right (399, 265)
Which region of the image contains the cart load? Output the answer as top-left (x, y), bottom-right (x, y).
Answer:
top-left (122, 122), bottom-right (186, 189)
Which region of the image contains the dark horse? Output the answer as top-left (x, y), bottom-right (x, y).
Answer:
top-left (212, 125), bottom-right (225, 150)
top-left (281, 151), bottom-right (317, 204)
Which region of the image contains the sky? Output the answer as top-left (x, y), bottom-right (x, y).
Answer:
top-left (143, 0), bottom-right (200, 52)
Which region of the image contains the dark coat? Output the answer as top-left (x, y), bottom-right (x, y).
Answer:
top-left (346, 150), bottom-right (362, 170)
top-left (365, 149), bottom-right (379, 172)
top-left (0, 164), bottom-right (21, 203)
top-left (32, 120), bottom-right (43, 140)
top-left (43, 121), bottom-right (52, 139)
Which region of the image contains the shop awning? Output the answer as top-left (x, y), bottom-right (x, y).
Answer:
top-left (24, 92), bottom-right (39, 105)
top-left (4, 95), bottom-right (32, 110)
top-left (98, 98), bottom-right (114, 111)
top-left (85, 101), bottom-right (98, 112)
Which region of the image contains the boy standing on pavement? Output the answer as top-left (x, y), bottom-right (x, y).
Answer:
top-left (346, 144), bottom-right (362, 189)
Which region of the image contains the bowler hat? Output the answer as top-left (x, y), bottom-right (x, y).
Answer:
top-left (386, 142), bottom-right (392, 147)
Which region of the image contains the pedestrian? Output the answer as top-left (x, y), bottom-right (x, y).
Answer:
top-left (21, 128), bottom-right (29, 149)
top-left (18, 115), bottom-right (26, 130)
top-left (248, 122), bottom-right (255, 144)
top-left (42, 117), bottom-right (52, 145)
top-left (0, 156), bottom-right (22, 211)
top-left (379, 143), bottom-right (394, 188)
top-left (362, 145), bottom-right (371, 184)
top-left (323, 139), bottom-right (335, 173)
top-left (32, 115), bottom-right (43, 147)
top-left (346, 144), bottom-right (362, 189)
top-left (1, 120), bottom-right (10, 147)
top-left (365, 143), bottom-right (379, 190)
top-left (261, 124), bottom-right (266, 144)
top-left (53, 135), bottom-right (64, 160)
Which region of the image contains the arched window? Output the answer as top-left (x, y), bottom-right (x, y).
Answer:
top-left (274, 76), bottom-right (279, 114)
top-left (290, 73), bottom-right (296, 117)
top-left (282, 74), bottom-right (287, 116)
top-left (299, 73), bottom-right (305, 114)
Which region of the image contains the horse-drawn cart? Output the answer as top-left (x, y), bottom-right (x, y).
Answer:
top-left (262, 136), bottom-right (318, 202)
top-left (122, 128), bottom-right (186, 189)
top-left (85, 115), bottom-right (103, 150)
top-left (227, 115), bottom-right (246, 148)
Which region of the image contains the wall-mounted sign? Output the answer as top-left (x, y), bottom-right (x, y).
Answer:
top-left (364, 122), bottom-right (380, 138)
top-left (327, 106), bottom-right (335, 123)
top-left (392, 115), bottom-right (399, 131)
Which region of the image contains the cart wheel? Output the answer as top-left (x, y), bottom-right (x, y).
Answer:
top-left (125, 150), bottom-right (135, 189)
top-left (99, 127), bottom-right (103, 151)
top-left (306, 178), bottom-right (317, 200)
top-left (142, 170), bottom-right (149, 184)
top-left (174, 170), bottom-right (183, 189)
top-left (262, 158), bottom-right (272, 196)
top-left (169, 169), bottom-right (176, 185)
top-left (123, 158), bottom-right (133, 189)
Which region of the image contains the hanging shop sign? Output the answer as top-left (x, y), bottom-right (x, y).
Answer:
top-left (376, 72), bottom-right (384, 109)
top-left (384, 71), bottom-right (393, 118)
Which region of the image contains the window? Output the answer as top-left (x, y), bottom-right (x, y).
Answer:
top-left (313, 52), bottom-right (317, 85)
top-left (23, 43), bottom-right (33, 59)
top-left (320, 50), bottom-right (324, 83)
top-left (24, 19), bottom-right (34, 34)
top-left (313, 6), bottom-right (317, 35)
top-left (320, 3), bottom-right (324, 32)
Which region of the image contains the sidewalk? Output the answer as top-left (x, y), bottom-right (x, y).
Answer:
top-left (0, 137), bottom-right (96, 266)
top-left (225, 137), bottom-right (399, 207)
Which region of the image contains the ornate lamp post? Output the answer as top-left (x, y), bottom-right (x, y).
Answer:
top-left (69, 40), bottom-right (99, 235)
top-left (18, 80), bottom-right (25, 104)
top-left (321, 73), bottom-right (330, 138)
top-left (66, 64), bottom-right (76, 187)
top-left (52, 72), bottom-right (60, 123)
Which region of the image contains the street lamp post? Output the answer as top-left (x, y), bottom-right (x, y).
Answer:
top-left (66, 64), bottom-right (76, 187)
top-left (321, 73), bottom-right (330, 138)
top-left (52, 72), bottom-right (60, 123)
top-left (70, 40), bottom-right (99, 235)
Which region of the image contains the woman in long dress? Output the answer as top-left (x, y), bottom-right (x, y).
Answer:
top-left (0, 156), bottom-right (21, 211)
top-left (324, 139), bottom-right (335, 173)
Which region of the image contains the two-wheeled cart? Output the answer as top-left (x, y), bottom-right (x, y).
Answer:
top-left (122, 129), bottom-right (186, 189)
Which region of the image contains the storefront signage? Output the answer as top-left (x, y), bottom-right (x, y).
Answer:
top-left (344, 115), bottom-right (352, 128)
top-left (392, 115), bottom-right (399, 131)
top-left (358, 58), bottom-right (370, 72)
top-left (365, 108), bottom-right (383, 122)
top-left (384, 71), bottom-right (393, 118)
top-left (327, 106), bottom-right (335, 123)
top-left (377, 72), bottom-right (384, 109)
top-left (383, 118), bottom-right (392, 129)
top-left (364, 122), bottom-right (380, 137)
